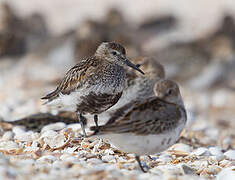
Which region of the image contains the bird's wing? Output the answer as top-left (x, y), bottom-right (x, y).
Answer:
top-left (91, 98), bottom-right (184, 135)
top-left (41, 57), bottom-right (96, 101)
top-left (105, 100), bottom-right (139, 125)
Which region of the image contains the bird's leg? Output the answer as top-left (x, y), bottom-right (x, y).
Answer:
top-left (94, 114), bottom-right (99, 131)
top-left (78, 113), bottom-right (87, 137)
top-left (148, 155), bottom-right (153, 160)
top-left (135, 155), bottom-right (147, 173)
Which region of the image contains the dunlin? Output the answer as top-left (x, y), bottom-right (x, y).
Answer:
top-left (90, 79), bottom-right (187, 172)
top-left (42, 42), bottom-right (144, 137)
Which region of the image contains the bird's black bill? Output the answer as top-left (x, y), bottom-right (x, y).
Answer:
top-left (124, 59), bottom-right (145, 75)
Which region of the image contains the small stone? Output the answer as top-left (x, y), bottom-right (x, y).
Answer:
top-left (1, 131), bottom-right (14, 141)
top-left (12, 126), bottom-right (25, 135)
top-left (170, 143), bottom-right (192, 153)
top-left (217, 166), bottom-right (235, 180)
top-left (209, 147), bottom-right (224, 161)
top-left (66, 123), bottom-right (81, 131)
top-left (181, 164), bottom-right (195, 175)
top-left (157, 154), bottom-right (172, 163)
top-left (209, 147), bottom-right (223, 157)
top-left (208, 155), bottom-right (224, 163)
top-left (223, 137), bottom-right (232, 147)
top-left (101, 155), bottom-right (116, 163)
top-left (205, 165), bottom-right (221, 175)
top-left (219, 159), bottom-right (233, 167)
top-left (37, 155), bottom-right (57, 163)
top-left (224, 150), bottom-right (235, 160)
top-left (87, 158), bottom-right (103, 164)
top-left (191, 147), bottom-right (211, 156)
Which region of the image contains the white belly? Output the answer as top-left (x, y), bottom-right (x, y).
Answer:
top-left (45, 82), bottom-right (124, 112)
top-left (98, 122), bottom-right (185, 155)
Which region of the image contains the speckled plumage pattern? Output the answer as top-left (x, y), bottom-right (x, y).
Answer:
top-left (41, 42), bottom-right (144, 136)
top-left (90, 79), bottom-right (186, 172)
top-left (98, 57), bottom-right (165, 123)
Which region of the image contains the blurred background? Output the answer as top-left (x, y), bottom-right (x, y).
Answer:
top-left (0, 0), bottom-right (234, 149)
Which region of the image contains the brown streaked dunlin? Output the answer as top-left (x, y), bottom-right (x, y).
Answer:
top-left (41, 42), bottom-right (144, 137)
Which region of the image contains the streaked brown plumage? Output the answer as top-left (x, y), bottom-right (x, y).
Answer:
top-left (97, 57), bottom-right (165, 124)
top-left (42, 42), bottom-right (144, 137)
top-left (90, 79), bottom-right (186, 172)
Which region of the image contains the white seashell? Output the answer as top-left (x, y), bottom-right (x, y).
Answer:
top-left (41, 122), bottom-right (66, 132)
top-left (104, 149), bottom-right (114, 155)
top-left (224, 150), bottom-right (235, 160)
top-left (0, 141), bottom-right (19, 151)
top-left (41, 130), bottom-right (58, 138)
top-left (63, 146), bottom-right (78, 154)
top-left (44, 134), bottom-right (68, 149)
top-left (191, 160), bottom-right (208, 168)
top-left (15, 131), bottom-right (34, 142)
top-left (101, 155), bottom-right (116, 163)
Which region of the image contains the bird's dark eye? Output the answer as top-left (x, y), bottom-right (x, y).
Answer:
top-left (168, 89), bottom-right (173, 95)
top-left (112, 51), bottom-right (117, 56)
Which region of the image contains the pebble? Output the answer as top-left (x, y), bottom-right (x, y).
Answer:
top-left (222, 137), bottom-right (232, 147)
top-left (1, 131), bottom-right (14, 141)
top-left (224, 150), bottom-right (235, 160)
top-left (37, 155), bottom-right (57, 163)
top-left (86, 158), bottom-right (103, 164)
top-left (191, 147), bottom-right (211, 156)
top-left (181, 164), bottom-right (196, 175)
top-left (12, 126), bottom-right (25, 135)
top-left (217, 166), bottom-right (235, 180)
top-left (219, 159), bottom-right (233, 167)
top-left (170, 143), bottom-right (192, 153)
top-left (157, 154), bottom-right (172, 163)
top-left (208, 155), bottom-right (224, 163)
top-left (209, 147), bottom-right (223, 157)
top-left (66, 124), bottom-right (81, 131)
